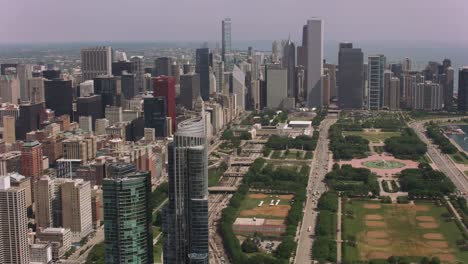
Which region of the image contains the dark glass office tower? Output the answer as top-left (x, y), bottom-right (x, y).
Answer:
top-left (76, 95), bottom-right (103, 128)
top-left (93, 76), bottom-right (121, 113)
top-left (458, 67), bottom-right (468, 111)
top-left (196, 48), bottom-right (210, 101)
top-left (163, 117), bottom-right (208, 264)
top-left (42, 69), bottom-right (61, 80)
top-left (111, 61), bottom-right (132, 76)
top-left (338, 43), bottom-right (364, 109)
top-left (121, 72), bottom-right (136, 99)
top-left (44, 79), bottom-right (73, 116)
top-left (143, 97), bottom-right (167, 137)
top-left (282, 38), bottom-right (296, 99)
top-left (154, 57), bottom-right (174, 77)
top-left (180, 73), bottom-right (200, 110)
top-left (15, 102), bottom-right (44, 140)
top-left (102, 163), bottom-right (153, 264)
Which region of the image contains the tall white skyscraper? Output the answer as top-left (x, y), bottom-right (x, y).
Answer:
top-left (0, 176), bottom-right (29, 264)
top-left (222, 18), bottom-right (234, 71)
top-left (81, 46), bottom-right (112, 81)
top-left (304, 18), bottom-right (324, 108)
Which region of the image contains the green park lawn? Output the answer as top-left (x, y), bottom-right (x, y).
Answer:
top-left (342, 200), bottom-right (468, 263)
top-left (343, 131), bottom-right (400, 143)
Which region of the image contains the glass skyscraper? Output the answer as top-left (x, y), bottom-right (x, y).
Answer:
top-left (102, 163), bottom-right (153, 264)
top-left (368, 55), bottom-right (386, 110)
top-left (163, 117), bottom-right (209, 264)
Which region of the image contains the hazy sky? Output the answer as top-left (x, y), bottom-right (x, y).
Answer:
top-left (2, 0), bottom-right (467, 45)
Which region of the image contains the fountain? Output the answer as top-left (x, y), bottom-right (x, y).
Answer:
top-left (362, 159), bottom-right (405, 169)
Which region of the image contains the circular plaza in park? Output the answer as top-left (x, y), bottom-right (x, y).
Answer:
top-left (362, 160), bottom-right (406, 169)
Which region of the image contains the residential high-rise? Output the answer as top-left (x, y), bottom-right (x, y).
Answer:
top-left (282, 38), bottom-right (296, 99)
top-left (143, 97), bottom-right (167, 138)
top-left (388, 77), bottom-right (401, 110)
top-left (367, 55), bottom-right (386, 110)
top-left (413, 81), bottom-right (443, 111)
top-left (458, 67), bottom-right (468, 111)
top-left (16, 64), bottom-right (33, 102)
top-left (35, 175), bottom-right (56, 230)
top-left (102, 163), bottom-right (153, 264)
top-left (44, 79), bottom-right (73, 117)
top-left (154, 57), bottom-right (174, 77)
top-left (180, 73), bottom-right (200, 110)
top-left (81, 46), bottom-right (112, 81)
top-left (444, 67), bottom-right (454, 109)
top-left (338, 43), bottom-right (364, 109)
top-left (163, 117), bottom-right (209, 264)
top-left (153, 75), bottom-right (176, 132)
top-left (0, 176), bottom-right (29, 264)
top-left (231, 65), bottom-right (246, 111)
top-left (303, 18), bottom-right (323, 107)
top-left (215, 61), bottom-right (225, 94)
top-left (0, 75), bottom-right (20, 104)
top-left (196, 48), bottom-right (211, 101)
top-left (61, 179), bottom-right (92, 243)
top-left (3, 115), bottom-right (16, 143)
top-left (221, 18), bottom-right (233, 70)
top-left (105, 106), bottom-right (123, 126)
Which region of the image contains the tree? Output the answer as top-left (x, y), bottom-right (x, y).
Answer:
top-left (430, 257), bottom-right (441, 264)
top-left (241, 238), bottom-right (259, 253)
top-left (239, 131), bottom-right (252, 140)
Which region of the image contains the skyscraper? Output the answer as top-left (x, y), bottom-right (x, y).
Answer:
top-left (35, 175), bottom-right (55, 230)
top-left (180, 73), bottom-right (200, 110)
top-left (76, 95), bottom-right (103, 130)
top-left (44, 78), bottom-right (73, 117)
top-left (61, 179), bottom-right (92, 243)
top-left (93, 75), bottom-right (121, 114)
top-left (282, 38), bottom-right (296, 99)
top-left (163, 117), bottom-right (208, 264)
top-left (15, 102), bottom-right (44, 140)
top-left (154, 57), bottom-right (174, 77)
top-left (231, 65), bottom-right (246, 111)
top-left (102, 163), bottom-right (153, 264)
top-left (0, 75), bottom-right (20, 104)
top-left (303, 18), bottom-right (323, 108)
top-left (221, 18), bottom-right (233, 70)
top-left (131, 56), bottom-right (145, 93)
top-left (338, 43), bottom-right (364, 109)
top-left (458, 67), bottom-right (468, 111)
top-left (27, 77), bottom-right (45, 104)
top-left (153, 75), bottom-right (176, 132)
top-left (367, 55), bottom-right (386, 110)
top-left (81, 46), bottom-right (112, 81)
top-left (21, 141), bottom-right (43, 180)
top-left (3, 116), bottom-right (15, 144)
top-left (265, 64), bottom-right (288, 109)
top-left (196, 48), bottom-right (211, 101)
top-left (16, 64), bottom-right (32, 102)
top-left (144, 97), bottom-right (168, 138)
top-left (0, 176), bottom-right (29, 264)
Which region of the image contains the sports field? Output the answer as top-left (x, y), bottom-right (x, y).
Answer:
top-left (238, 193), bottom-right (293, 219)
top-left (342, 200), bottom-right (468, 263)
top-left (343, 131), bottom-right (400, 143)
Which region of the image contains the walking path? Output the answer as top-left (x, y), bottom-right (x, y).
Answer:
top-left (337, 196), bottom-right (342, 264)
top-left (445, 197), bottom-right (468, 233)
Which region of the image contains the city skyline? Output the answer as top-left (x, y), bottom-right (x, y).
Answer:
top-left (2, 0), bottom-right (467, 45)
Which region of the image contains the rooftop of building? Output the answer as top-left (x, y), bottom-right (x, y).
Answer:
top-left (288, 120), bottom-right (312, 126)
top-left (40, 227), bottom-right (68, 234)
top-left (23, 140), bottom-right (41, 147)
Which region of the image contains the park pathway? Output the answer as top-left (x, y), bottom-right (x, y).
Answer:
top-left (337, 196), bottom-right (342, 264)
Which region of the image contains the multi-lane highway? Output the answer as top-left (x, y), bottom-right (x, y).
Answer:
top-left (295, 117), bottom-right (336, 264)
top-left (410, 120), bottom-right (468, 195)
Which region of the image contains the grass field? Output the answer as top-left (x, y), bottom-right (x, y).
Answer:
top-left (270, 150), bottom-right (309, 160)
top-left (343, 131), bottom-right (400, 143)
top-left (238, 193), bottom-right (293, 219)
top-left (450, 152), bottom-right (468, 165)
top-left (342, 200), bottom-right (468, 263)
top-left (208, 165), bottom-right (227, 187)
top-left (153, 237), bottom-right (163, 263)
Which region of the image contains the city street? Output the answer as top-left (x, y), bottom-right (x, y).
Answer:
top-left (410, 120), bottom-right (468, 195)
top-left (295, 117), bottom-right (336, 264)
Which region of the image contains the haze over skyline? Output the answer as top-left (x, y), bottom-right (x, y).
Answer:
top-left (2, 0), bottom-right (467, 45)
